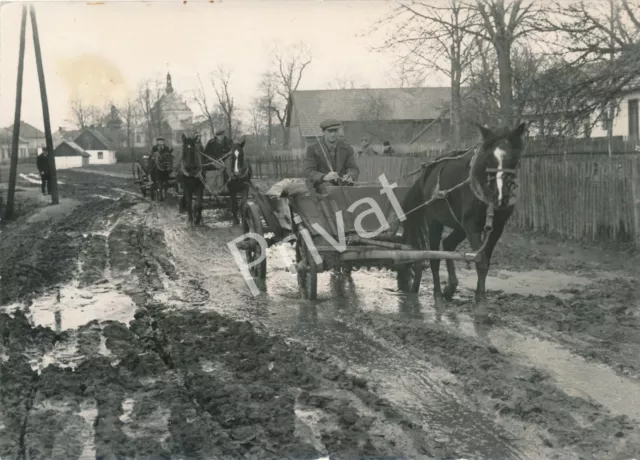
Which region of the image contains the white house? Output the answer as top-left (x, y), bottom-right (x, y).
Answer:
top-left (53, 140), bottom-right (90, 169)
top-left (4, 121), bottom-right (45, 156)
top-left (587, 86), bottom-right (640, 140)
top-left (74, 128), bottom-right (117, 165)
top-left (0, 128), bottom-right (29, 164)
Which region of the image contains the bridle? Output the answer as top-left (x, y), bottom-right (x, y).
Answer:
top-left (180, 141), bottom-right (203, 178)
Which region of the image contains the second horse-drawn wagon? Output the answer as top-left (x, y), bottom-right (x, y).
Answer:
top-left (239, 178), bottom-right (480, 300)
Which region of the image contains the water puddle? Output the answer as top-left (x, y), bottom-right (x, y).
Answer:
top-left (445, 314), bottom-right (640, 421)
top-left (458, 268), bottom-right (611, 299)
top-left (6, 282), bottom-right (136, 331)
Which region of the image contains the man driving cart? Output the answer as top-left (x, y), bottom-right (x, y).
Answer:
top-left (303, 119), bottom-right (359, 186)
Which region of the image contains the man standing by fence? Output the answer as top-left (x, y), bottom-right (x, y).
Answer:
top-left (358, 137), bottom-right (378, 157)
top-left (36, 146), bottom-right (51, 195)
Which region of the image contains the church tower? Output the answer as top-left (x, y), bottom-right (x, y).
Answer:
top-left (166, 72), bottom-right (174, 94)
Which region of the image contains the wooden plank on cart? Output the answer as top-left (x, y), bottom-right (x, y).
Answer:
top-left (288, 184), bottom-right (411, 243)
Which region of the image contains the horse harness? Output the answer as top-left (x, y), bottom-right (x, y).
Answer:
top-left (402, 144), bottom-right (520, 243)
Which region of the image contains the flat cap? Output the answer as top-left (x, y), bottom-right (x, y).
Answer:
top-left (156, 136), bottom-right (165, 141)
top-left (215, 129), bottom-right (225, 135)
top-left (320, 119), bottom-right (341, 130)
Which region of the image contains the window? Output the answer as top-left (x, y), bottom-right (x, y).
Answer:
top-left (97, 151), bottom-right (104, 160)
top-left (136, 134), bottom-right (141, 143)
top-left (629, 99), bottom-right (639, 139)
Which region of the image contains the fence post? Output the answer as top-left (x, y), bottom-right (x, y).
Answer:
top-left (632, 155), bottom-right (640, 250)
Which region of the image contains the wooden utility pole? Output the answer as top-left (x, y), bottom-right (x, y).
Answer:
top-left (30, 4), bottom-right (58, 204)
top-left (4, 5), bottom-right (28, 220)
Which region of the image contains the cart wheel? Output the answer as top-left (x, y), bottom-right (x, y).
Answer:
top-left (242, 203), bottom-right (267, 279)
top-left (397, 262), bottom-right (422, 293)
top-left (296, 236), bottom-right (318, 300)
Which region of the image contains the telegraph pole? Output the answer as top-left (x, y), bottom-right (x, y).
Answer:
top-left (4, 5), bottom-right (28, 220)
top-left (30, 4), bottom-right (58, 204)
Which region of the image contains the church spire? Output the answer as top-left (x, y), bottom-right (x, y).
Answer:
top-left (166, 72), bottom-right (174, 94)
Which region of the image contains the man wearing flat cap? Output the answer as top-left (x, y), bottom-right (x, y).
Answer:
top-left (148, 136), bottom-right (173, 170)
top-left (204, 128), bottom-right (232, 171)
top-left (303, 119), bottom-right (359, 186)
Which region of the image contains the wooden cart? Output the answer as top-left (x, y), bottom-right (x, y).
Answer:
top-left (241, 179), bottom-right (480, 300)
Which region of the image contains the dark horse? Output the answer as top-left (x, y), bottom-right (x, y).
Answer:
top-left (178, 133), bottom-right (205, 225)
top-left (148, 147), bottom-right (174, 201)
top-left (401, 122), bottom-right (527, 319)
top-left (203, 138), bottom-right (252, 225)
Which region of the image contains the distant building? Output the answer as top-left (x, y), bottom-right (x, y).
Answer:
top-left (5, 121), bottom-right (45, 156)
top-left (133, 72), bottom-right (194, 148)
top-left (74, 128), bottom-right (117, 165)
top-left (289, 87), bottom-right (461, 150)
top-left (53, 140), bottom-right (91, 169)
top-left (0, 128), bottom-right (30, 164)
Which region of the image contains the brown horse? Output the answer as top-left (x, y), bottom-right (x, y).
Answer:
top-left (401, 122), bottom-right (527, 319)
top-left (177, 133), bottom-right (205, 225)
top-left (148, 147), bottom-right (174, 201)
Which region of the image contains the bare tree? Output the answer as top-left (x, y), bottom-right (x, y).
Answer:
top-left (331, 72), bottom-right (358, 90)
top-left (137, 78), bottom-right (165, 150)
top-left (119, 98), bottom-right (140, 151)
top-left (68, 98), bottom-right (105, 129)
top-left (192, 73), bottom-right (222, 139)
top-left (546, 0), bottom-right (640, 152)
top-left (257, 72), bottom-right (277, 146)
top-left (212, 66), bottom-right (235, 139)
top-left (467, 0), bottom-right (549, 127)
top-left (376, 0), bottom-right (478, 147)
top-left (269, 42), bottom-right (312, 146)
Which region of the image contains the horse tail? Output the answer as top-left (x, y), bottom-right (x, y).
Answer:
top-left (401, 170), bottom-right (429, 250)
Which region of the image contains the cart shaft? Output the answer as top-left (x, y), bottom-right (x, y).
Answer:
top-left (338, 248), bottom-right (480, 262)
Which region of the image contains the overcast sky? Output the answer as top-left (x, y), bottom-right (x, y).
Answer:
top-left (0, 0), bottom-right (447, 131)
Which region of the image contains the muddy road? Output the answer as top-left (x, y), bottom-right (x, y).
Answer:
top-left (0, 167), bottom-right (639, 460)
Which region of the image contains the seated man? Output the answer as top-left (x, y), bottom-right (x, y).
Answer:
top-left (303, 119), bottom-right (359, 186)
top-left (203, 128), bottom-right (232, 171)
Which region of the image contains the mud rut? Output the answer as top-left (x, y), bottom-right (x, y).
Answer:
top-left (0, 169), bottom-right (639, 460)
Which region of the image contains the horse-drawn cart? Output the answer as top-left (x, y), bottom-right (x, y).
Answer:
top-left (240, 179), bottom-right (480, 300)
top-left (132, 158), bottom-right (183, 200)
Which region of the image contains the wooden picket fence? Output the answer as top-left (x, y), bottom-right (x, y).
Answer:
top-left (250, 155), bottom-right (640, 247)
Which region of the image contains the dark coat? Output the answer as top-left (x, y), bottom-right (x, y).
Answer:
top-left (205, 137), bottom-right (232, 160)
top-left (303, 139), bottom-right (359, 185)
top-left (37, 153), bottom-right (50, 175)
top-left (149, 145), bottom-right (174, 171)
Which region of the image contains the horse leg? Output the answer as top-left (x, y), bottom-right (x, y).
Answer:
top-left (427, 221), bottom-right (445, 309)
top-left (229, 184), bottom-right (240, 225)
top-left (179, 177), bottom-right (187, 213)
top-left (186, 186), bottom-right (194, 225)
top-left (464, 220), bottom-right (504, 319)
top-left (195, 185), bottom-right (204, 225)
top-left (441, 228), bottom-right (467, 300)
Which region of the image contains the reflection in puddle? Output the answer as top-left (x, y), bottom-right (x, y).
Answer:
top-left (6, 283), bottom-right (136, 331)
top-left (458, 268), bottom-right (613, 299)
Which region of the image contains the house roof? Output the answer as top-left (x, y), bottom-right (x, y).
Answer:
top-left (0, 128), bottom-right (27, 144)
top-left (292, 87), bottom-right (451, 137)
top-left (155, 91), bottom-right (192, 113)
top-left (5, 121), bottom-right (45, 139)
top-left (76, 128), bottom-right (114, 150)
top-left (54, 140), bottom-right (91, 157)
